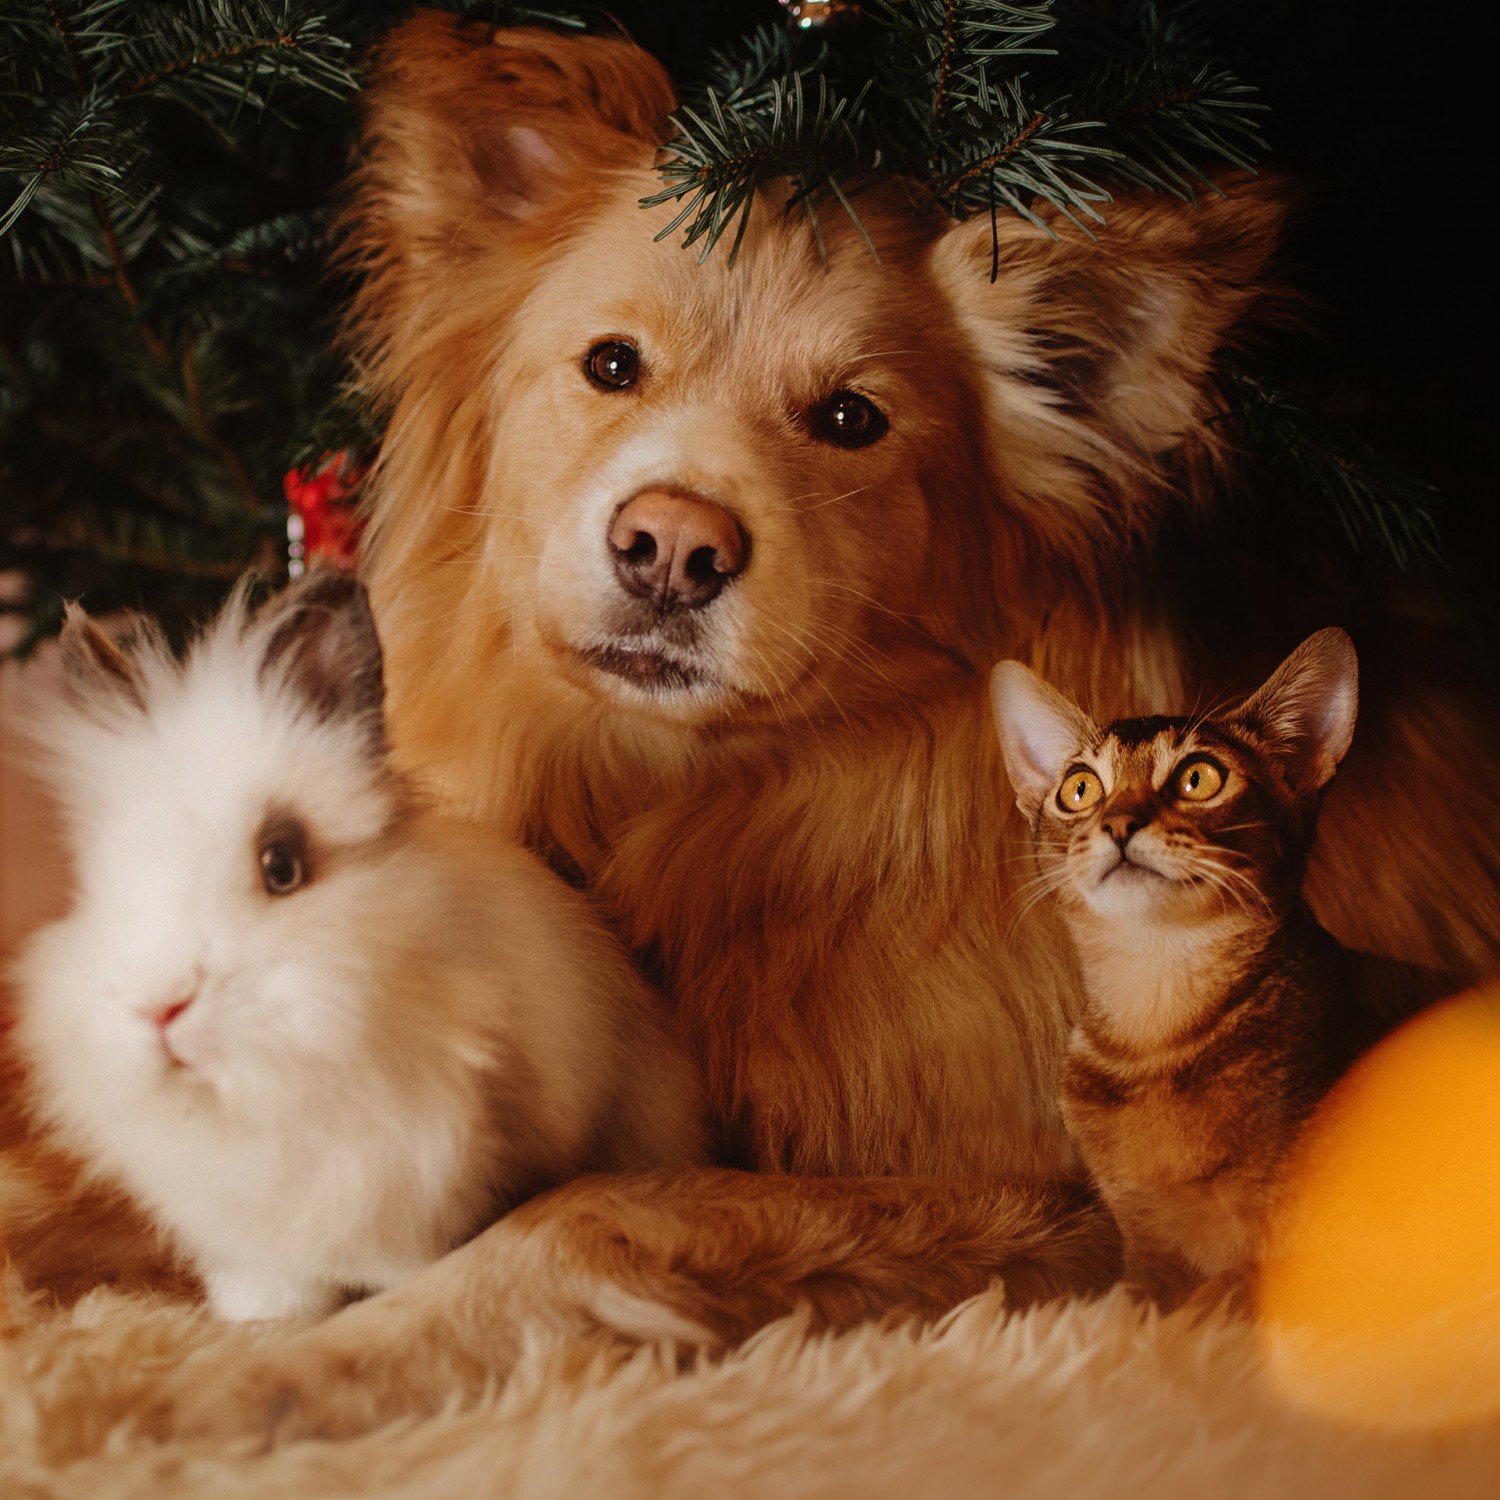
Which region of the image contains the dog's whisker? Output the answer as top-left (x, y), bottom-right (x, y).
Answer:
top-left (841, 348), bottom-right (923, 365)
top-left (808, 578), bottom-right (946, 628)
top-left (796, 484), bottom-right (871, 514)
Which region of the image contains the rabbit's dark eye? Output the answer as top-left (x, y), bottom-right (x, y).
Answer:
top-left (256, 818), bottom-right (309, 897)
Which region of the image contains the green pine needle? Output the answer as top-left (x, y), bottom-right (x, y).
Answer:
top-left (1214, 370), bottom-right (1442, 569)
top-left (108, 1), bottom-right (357, 115)
top-left (0, 97), bottom-right (132, 235)
top-left (1, 0), bottom-right (370, 650)
top-left (926, 73), bottom-right (1114, 251)
top-left (1071, 53), bottom-right (1266, 201)
top-left (867, 0), bottom-right (1059, 124)
top-left (643, 71), bottom-right (879, 266)
top-left (701, 22), bottom-right (829, 110)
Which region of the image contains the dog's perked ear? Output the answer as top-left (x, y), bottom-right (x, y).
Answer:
top-left (347, 13), bottom-right (674, 298)
top-left (928, 177), bottom-right (1287, 565)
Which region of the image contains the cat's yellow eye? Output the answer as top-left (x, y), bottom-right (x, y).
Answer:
top-left (1174, 758), bottom-right (1225, 802)
top-left (1056, 766), bottom-right (1104, 814)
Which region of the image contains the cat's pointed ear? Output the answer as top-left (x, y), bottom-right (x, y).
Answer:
top-left (256, 570), bottom-right (386, 742)
top-left (1235, 628), bottom-right (1359, 792)
top-left (991, 661), bottom-right (1097, 815)
top-left (57, 603), bottom-right (147, 714)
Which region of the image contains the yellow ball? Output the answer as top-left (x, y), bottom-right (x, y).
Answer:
top-left (1257, 982), bottom-right (1500, 1430)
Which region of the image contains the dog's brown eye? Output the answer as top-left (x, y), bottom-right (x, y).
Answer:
top-left (810, 391), bottom-right (888, 449)
top-left (584, 340), bottom-right (640, 391)
top-left (257, 822), bottom-right (309, 897)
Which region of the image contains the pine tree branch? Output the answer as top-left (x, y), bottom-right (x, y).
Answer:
top-left (44, 0), bottom-right (89, 95)
top-left (120, 34), bottom-right (313, 97)
top-left (701, 23), bottom-right (827, 110)
top-left (934, 4), bottom-right (959, 120)
top-left (939, 103), bottom-right (1042, 190)
top-left (644, 71), bottom-right (878, 265)
top-left (0, 98), bottom-right (123, 235)
top-left (102, 2), bottom-right (357, 118)
top-left (866, 1), bottom-right (1060, 126)
top-left (88, 214), bottom-right (143, 311)
top-left (180, 342), bottom-right (264, 513)
top-left (1212, 368), bottom-right (1442, 569)
top-left (644, 4), bottom-right (1267, 273)
top-left (89, 191), bottom-right (169, 361)
top-left (926, 73), bottom-right (1112, 257)
top-left (1070, 53), bottom-right (1265, 199)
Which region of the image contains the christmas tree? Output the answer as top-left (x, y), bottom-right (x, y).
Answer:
top-left (1, 1), bottom-right (1488, 655)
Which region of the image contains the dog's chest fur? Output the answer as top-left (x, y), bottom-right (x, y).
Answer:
top-left (387, 645), bottom-right (1103, 1182)
top-left (604, 687), bottom-right (1089, 1181)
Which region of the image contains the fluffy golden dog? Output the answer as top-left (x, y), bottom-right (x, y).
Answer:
top-left (20, 11), bottom-right (1499, 1440)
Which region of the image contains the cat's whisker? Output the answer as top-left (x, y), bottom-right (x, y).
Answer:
top-left (1001, 862), bottom-right (1074, 938)
top-left (996, 849), bottom-right (1045, 871)
top-left (1181, 688), bottom-right (1247, 740)
top-left (1190, 859), bottom-right (1277, 922)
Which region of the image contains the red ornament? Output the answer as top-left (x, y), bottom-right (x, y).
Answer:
top-left (283, 452), bottom-right (367, 575)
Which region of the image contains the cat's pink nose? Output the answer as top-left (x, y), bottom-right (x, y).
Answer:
top-left (1102, 814), bottom-right (1143, 849)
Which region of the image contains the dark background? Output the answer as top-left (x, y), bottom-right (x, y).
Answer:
top-left (636, 1), bottom-right (1494, 499)
top-left (612, 0), bottom-right (1496, 633)
top-left (3, 1), bottom-right (1490, 649)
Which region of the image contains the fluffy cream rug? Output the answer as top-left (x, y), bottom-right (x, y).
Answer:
top-left (2, 1276), bottom-right (1496, 1499)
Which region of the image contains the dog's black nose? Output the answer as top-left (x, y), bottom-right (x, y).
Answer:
top-left (608, 491), bottom-right (748, 610)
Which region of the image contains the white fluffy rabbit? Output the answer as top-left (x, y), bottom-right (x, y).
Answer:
top-left (9, 571), bottom-right (706, 1321)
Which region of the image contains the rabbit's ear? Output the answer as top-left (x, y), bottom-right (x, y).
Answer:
top-left (58, 604), bottom-right (147, 713)
top-left (257, 570), bottom-right (386, 736)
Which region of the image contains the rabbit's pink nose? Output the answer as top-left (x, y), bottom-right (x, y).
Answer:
top-left (144, 997), bottom-right (193, 1031)
top-left (142, 995), bottom-right (196, 1067)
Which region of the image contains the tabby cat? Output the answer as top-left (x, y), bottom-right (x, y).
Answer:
top-left (990, 629), bottom-right (1451, 1307)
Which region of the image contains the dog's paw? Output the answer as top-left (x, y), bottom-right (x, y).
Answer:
top-left (141, 1343), bottom-right (344, 1446)
top-left (141, 1316), bottom-right (471, 1446)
